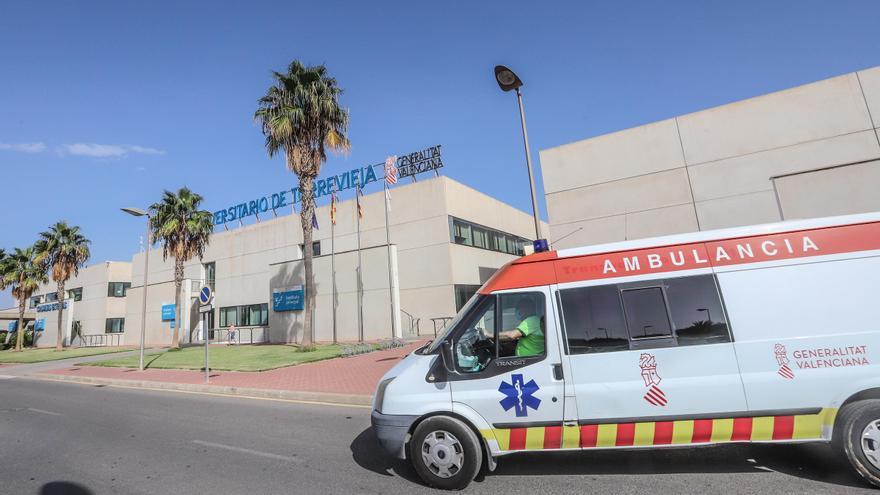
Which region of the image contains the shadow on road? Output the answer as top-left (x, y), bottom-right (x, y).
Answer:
top-left (350, 427), bottom-right (422, 484)
top-left (352, 427), bottom-right (872, 490)
top-left (40, 481), bottom-right (93, 495)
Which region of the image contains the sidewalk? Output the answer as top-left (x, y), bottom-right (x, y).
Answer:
top-left (36, 342), bottom-right (424, 406)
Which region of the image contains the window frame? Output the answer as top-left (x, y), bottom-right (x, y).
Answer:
top-left (107, 282), bottom-right (131, 298)
top-left (557, 274), bottom-right (733, 356)
top-left (449, 290), bottom-right (548, 378)
top-left (105, 318), bottom-right (125, 334)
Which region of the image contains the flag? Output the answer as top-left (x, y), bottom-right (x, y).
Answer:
top-left (356, 184), bottom-right (364, 219)
top-left (384, 156), bottom-right (398, 185)
top-left (330, 189), bottom-right (337, 226)
top-left (311, 210), bottom-right (319, 230)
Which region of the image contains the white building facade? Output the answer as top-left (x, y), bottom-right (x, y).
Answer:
top-left (540, 65), bottom-right (880, 249)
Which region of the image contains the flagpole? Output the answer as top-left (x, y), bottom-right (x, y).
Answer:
top-left (383, 180), bottom-right (396, 340)
top-left (331, 185), bottom-right (337, 345)
top-left (356, 184), bottom-right (364, 343)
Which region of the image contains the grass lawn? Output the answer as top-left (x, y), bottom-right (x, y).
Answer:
top-left (0, 347), bottom-right (130, 364)
top-left (82, 344), bottom-right (342, 372)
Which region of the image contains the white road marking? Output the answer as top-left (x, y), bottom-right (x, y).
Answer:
top-left (192, 440), bottom-right (303, 463)
top-left (35, 377), bottom-right (370, 409)
top-left (27, 408), bottom-right (62, 416)
top-left (0, 375), bottom-right (17, 379)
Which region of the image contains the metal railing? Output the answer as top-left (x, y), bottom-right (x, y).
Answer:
top-left (400, 309), bottom-right (421, 336)
top-left (429, 317), bottom-right (454, 338)
top-left (203, 326), bottom-right (270, 345)
top-left (80, 334), bottom-right (123, 347)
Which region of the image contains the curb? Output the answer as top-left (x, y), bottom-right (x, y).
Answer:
top-left (31, 373), bottom-right (374, 407)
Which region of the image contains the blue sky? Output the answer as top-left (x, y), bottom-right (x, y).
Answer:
top-left (2, 0), bottom-right (879, 307)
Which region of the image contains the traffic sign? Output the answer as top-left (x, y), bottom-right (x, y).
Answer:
top-left (199, 286), bottom-right (213, 305)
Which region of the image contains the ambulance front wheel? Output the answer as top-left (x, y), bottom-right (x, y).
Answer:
top-left (409, 416), bottom-right (483, 490)
top-left (839, 399), bottom-right (880, 488)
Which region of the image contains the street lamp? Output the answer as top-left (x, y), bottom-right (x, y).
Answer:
top-left (122, 207), bottom-right (150, 372)
top-left (494, 64), bottom-right (545, 250)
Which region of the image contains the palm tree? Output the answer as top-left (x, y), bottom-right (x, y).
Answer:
top-left (254, 60), bottom-right (350, 348)
top-left (0, 247), bottom-right (47, 351)
top-left (35, 222), bottom-right (91, 351)
top-left (149, 187), bottom-right (213, 348)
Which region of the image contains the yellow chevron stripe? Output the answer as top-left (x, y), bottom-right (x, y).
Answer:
top-left (633, 422), bottom-right (655, 446)
top-left (711, 418), bottom-right (735, 442)
top-left (562, 425), bottom-right (580, 449)
top-left (493, 428), bottom-right (511, 451)
top-left (671, 420), bottom-right (694, 444)
top-left (751, 416), bottom-right (774, 441)
top-left (792, 413), bottom-right (822, 439)
top-left (596, 424), bottom-right (617, 447)
top-left (525, 427), bottom-right (545, 450)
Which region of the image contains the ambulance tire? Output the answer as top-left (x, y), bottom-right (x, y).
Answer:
top-left (409, 416), bottom-right (483, 490)
top-left (839, 399), bottom-right (880, 488)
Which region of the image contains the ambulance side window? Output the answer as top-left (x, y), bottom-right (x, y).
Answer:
top-left (453, 296), bottom-right (497, 373)
top-left (621, 287), bottom-right (673, 339)
top-left (558, 285), bottom-right (629, 354)
top-left (665, 275), bottom-right (731, 346)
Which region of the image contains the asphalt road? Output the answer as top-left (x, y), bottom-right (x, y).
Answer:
top-left (0, 378), bottom-right (875, 495)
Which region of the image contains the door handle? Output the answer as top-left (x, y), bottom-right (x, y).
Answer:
top-left (552, 363), bottom-right (564, 381)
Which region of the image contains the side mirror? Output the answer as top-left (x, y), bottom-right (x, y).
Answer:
top-left (440, 339), bottom-right (456, 374)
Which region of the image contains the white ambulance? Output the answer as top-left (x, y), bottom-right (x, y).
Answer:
top-left (371, 212), bottom-right (880, 490)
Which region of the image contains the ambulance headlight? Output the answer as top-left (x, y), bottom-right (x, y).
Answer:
top-left (374, 377), bottom-right (395, 413)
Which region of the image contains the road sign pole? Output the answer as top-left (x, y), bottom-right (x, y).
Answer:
top-left (198, 286), bottom-right (213, 384)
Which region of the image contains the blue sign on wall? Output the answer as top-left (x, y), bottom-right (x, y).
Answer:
top-left (273, 286), bottom-right (305, 312)
top-left (36, 301), bottom-right (68, 313)
top-left (7, 321), bottom-right (16, 332)
top-left (35, 319), bottom-right (45, 331)
top-left (161, 304), bottom-right (176, 321)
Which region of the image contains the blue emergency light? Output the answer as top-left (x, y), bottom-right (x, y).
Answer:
top-left (533, 238), bottom-right (550, 253)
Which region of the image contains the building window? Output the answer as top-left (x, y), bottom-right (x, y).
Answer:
top-left (298, 241), bottom-right (321, 257)
top-left (68, 287), bottom-right (83, 302)
top-left (219, 306), bottom-right (238, 327)
top-left (558, 274), bottom-right (731, 355)
top-left (204, 262), bottom-right (216, 290)
top-left (107, 282), bottom-right (131, 297)
top-left (105, 318), bottom-right (125, 333)
top-left (219, 303), bottom-right (269, 327)
top-left (454, 284), bottom-right (481, 312)
top-left (449, 217), bottom-right (530, 256)
top-left (29, 296), bottom-right (42, 308)
top-left (45, 292), bottom-right (58, 302)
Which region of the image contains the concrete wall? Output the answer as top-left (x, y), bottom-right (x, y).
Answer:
top-left (540, 65), bottom-right (880, 249)
top-left (124, 176), bottom-right (540, 345)
top-left (30, 261), bottom-right (131, 348)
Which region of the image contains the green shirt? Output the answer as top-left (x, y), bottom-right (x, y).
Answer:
top-left (515, 315), bottom-right (544, 357)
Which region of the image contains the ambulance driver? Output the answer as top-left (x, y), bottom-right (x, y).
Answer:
top-left (499, 297), bottom-right (544, 357)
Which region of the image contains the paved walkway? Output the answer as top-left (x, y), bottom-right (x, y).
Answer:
top-left (41, 343), bottom-right (422, 398)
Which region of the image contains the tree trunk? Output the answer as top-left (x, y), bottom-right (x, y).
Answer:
top-left (299, 174), bottom-right (316, 348)
top-left (55, 281), bottom-right (66, 351)
top-left (15, 300), bottom-right (25, 351)
top-left (172, 258), bottom-right (183, 349)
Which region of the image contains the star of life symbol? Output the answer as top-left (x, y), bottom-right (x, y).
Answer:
top-left (775, 343), bottom-right (795, 379)
top-left (498, 374), bottom-right (541, 417)
top-left (640, 353), bottom-right (667, 406)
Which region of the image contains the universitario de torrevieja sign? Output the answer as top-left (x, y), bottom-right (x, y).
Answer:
top-left (212, 145), bottom-right (444, 227)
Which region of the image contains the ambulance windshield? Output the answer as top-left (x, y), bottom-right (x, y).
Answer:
top-left (424, 294), bottom-right (486, 353)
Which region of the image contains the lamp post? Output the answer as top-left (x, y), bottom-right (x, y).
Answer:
top-left (494, 65), bottom-right (544, 246)
top-left (122, 207), bottom-right (150, 372)
top-left (697, 308), bottom-right (712, 324)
